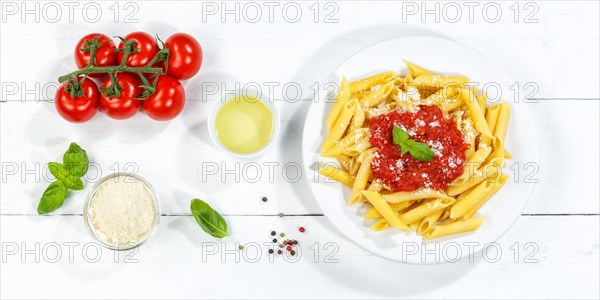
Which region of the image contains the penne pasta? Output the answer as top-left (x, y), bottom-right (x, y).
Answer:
top-left (321, 99), bottom-right (357, 152)
top-left (371, 218), bottom-right (391, 231)
top-left (485, 103), bottom-right (501, 133)
top-left (440, 97), bottom-right (464, 112)
top-left (365, 207), bottom-right (382, 220)
top-left (364, 201), bottom-right (414, 220)
top-left (439, 208), bottom-right (451, 222)
top-left (361, 191), bottom-right (409, 231)
top-left (326, 77), bottom-right (351, 129)
top-left (356, 147), bottom-right (376, 164)
top-left (409, 221), bottom-right (420, 230)
top-left (318, 165), bottom-right (354, 187)
top-left (348, 152), bottom-right (375, 205)
top-left (382, 188), bottom-right (450, 203)
top-left (451, 146), bottom-right (492, 187)
top-left (450, 176), bottom-right (502, 219)
top-left (399, 198), bottom-right (455, 224)
top-left (493, 101), bottom-right (510, 149)
top-left (463, 174), bottom-right (509, 219)
top-left (318, 63), bottom-right (512, 241)
top-left (349, 71), bottom-right (396, 94)
top-left (367, 180), bottom-right (383, 193)
top-left (323, 128), bottom-right (369, 157)
top-left (476, 92), bottom-right (487, 116)
top-left (459, 88), bottom-right (493, 137)
top-left (336, 154), bottom-right (353, 172)
top-left (447, 160), bottom-right (501, 196)
top-left (405, 61), bottom-right (433, 77)
top-left (425, 85), bottom-right (458, 105)
top-left (360, 81), bottom-right (395, 107)
top-left (417, 210), bottom-right (444, 236)
top-left (349, 100), bottom-right (366, 133)
top-left (342, 137), bottom-right (372, 156)
top-left (424, 216), bottom-right (485, 240)
top-left (412, 73), bottom-right (469, 90)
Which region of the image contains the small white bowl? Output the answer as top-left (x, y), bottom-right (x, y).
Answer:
top-left (83, 172), bottom-right (160, 251)
top-left (207, 88), bottom-right (280, 159)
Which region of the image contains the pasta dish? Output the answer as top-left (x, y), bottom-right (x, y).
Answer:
top-left (318, 61), bottom-right (511, 240)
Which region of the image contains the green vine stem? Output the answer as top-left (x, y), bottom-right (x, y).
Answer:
top-left (57, 65), bottom-right (165, 83)
top-left (57, 34), bottom-right (170, 99)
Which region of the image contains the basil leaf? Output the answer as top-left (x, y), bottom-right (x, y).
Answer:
top-left (48, 162), bottom-right (69, 181)
top-left (37, 181), bottom-right (68, 215)
top-left (190, 198), bottom-right (228, 238)
top-left (392, 125), bottom-right (409, 145)
top-left (392, 125), bottom-right (435, 161)
top-left (63, 143), bottom-right (89, 177)
top-left (63, 175), bottom-right (84, 190)
top-left (408, 141), bottom-right (435, 161)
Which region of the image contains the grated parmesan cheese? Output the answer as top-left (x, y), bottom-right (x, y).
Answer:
top-left (89, 175), bottom-right (157, 246)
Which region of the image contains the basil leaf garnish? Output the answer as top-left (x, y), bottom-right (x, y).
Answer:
top-left (190, 198), bottom-right (228, 238)
top-left (392, 125), bottom-right (435, 161)
top-left (37, 181), bottom-right (68, 215)
top-left (63, 142), bottom-right (89, 177)
top-left (48, 162), bottom-right (69, 181)
top-left (37, 143), bottom-right (89, 215)
top-left (63, 175), bottom-right (84, 190)
top-left (408, 140), bottom-right (435, 161)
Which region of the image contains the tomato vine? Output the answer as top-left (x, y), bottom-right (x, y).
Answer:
top-left (58, 34), bottom-right (170, 100)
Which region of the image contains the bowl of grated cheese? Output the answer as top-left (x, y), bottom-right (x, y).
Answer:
top-left (84, 173), bottom-right (160, 250)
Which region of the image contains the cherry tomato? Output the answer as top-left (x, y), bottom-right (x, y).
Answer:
top-left (74, 33), bottom-right (118, 79)
top-left (164, 33), bottom-right (203, 80)
top-left (99, 73), bottom-right (142, 120)
top-left (117, 32), bottom-right (159, 68)
top-left (55, 78), bottom-right (99, 123)
top-left (143, 75), bottom-right (185, 121)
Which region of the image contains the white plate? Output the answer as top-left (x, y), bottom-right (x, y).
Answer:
top-left (302, 37), bottom-right (539, 264)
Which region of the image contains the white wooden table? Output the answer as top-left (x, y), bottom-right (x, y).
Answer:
top-left (1, 1), bottom-right (599, 298)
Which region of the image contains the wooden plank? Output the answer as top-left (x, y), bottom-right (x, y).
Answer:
top-left (1, 38), bottom-right (598, 100)
top-left (0, 1), bottom-right (598, 40)
top-left (1, 99), bottom-right (598, 215)
top-left (1, 2), bottom-right (599, 99)
top-left (1, 215), bottom-right (598, 299)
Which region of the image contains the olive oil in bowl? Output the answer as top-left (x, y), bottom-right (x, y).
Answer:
top-left (209, 94), bottom-right (279, 158)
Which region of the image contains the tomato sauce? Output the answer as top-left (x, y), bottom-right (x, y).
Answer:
top-left (369, 105), bottom-right (470, 192)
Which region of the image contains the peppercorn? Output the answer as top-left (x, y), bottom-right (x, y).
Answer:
top-left (262, 197), bottom-right (268, 202)
top-left (238, 245), bottom-right (244, 250)
top-left (290, 250), bottom-right (296, 256)
top-left (299, 227), bottom-right (305, 233)
top-left (272, 238), bottom-right (277, 243)
top-left (279, 244), bottom-right (284, 248)
top-left (268, 249), bottom-right (274, 254)
top-left (283, 240), bottom-right (288, 245)
top-left (286, 246), bottom-right (292, 251)
top-left (270, 231), bottom-right (276, 236)
top-left (280, 233), bottom-right (285, 237)
top-left (277, 250), bottom-right (282, 255)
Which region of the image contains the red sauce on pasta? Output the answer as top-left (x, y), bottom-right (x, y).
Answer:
top-left (369, 105), bottom-right (470, 192)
